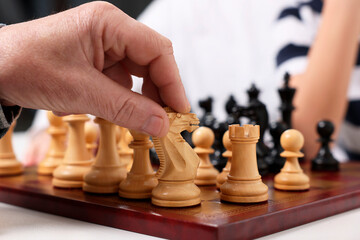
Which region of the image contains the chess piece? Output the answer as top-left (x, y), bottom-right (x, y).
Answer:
top-left (247, 83), bottom-right (269, 176)
top-left (311, 120), bottom-right (339, 171)
top-left (85, 122), bottom-right (98, 159)
top-left (225, 95), bottom-right (240, 126)
top-left (83, 118), bottom-right (127, 193)
top-left (279, 72), bottom-right (296, 129)
top-left (211, 121), bottom-right (228, 171)
top-left (0, 122), bottom-right (23, 176)
top-left (119, 130), bottom-right (158, 199)
top-left (267, 122), bottom-right (287, 173)
top-left (199, 96), bottom-right (216, 129)
top-left (220, 124), bottom-right (268, 203)
top-left (117, 127), bottom-right (133, 171)
top-left (152, 107), bottom-right (201, 207)
top-left (53, 114), bottom-right (93, 188)
top-left (38, 112), bottom-right (67, 175)
top-left (193, 127), bottom-right (219, 185)
top-left (216, 130), bottom-right (231, 188)
top-left (274, 129), bottom-right (310, 191)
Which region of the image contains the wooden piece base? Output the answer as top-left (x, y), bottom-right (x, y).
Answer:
top-left (0, 163), bottom-right (360, 240)
top-left (151, 180), bottom-right (201, 207)
top-left (0, 163), bottom-right (23, 176)
top-left (37, 157), bottom-right (62, 175)
top-left (119, 173), bottom-right (158, 199)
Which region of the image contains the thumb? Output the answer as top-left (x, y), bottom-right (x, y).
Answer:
top-left (83, 70), bottom-right (169, 137)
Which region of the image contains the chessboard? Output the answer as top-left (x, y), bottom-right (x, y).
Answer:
top-left (0, 163), bottom-right (359, 240)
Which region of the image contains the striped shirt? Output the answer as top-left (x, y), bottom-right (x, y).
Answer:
top-left (274, 0), bottom-right (360, 160)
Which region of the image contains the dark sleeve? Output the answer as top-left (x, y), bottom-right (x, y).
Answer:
top-left (0, 105), bottom-right (21, 138)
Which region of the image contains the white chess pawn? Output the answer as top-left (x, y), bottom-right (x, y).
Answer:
top-left (83, 118), bottom-right (127, 193)
top-left (38, 111), bottom-right (67, 175)
top-left (53, 114), bottom-right (93, 188)
top-left (0, 122), bottom-right (23, 176)
top-left (193, 126), bottom-right (219, 185)
top-left (274, 129), bottom-right (310, 191)
top-left (216, 130), bottom-right (231, 188)
top-left (119, 130), bottom-right (158, 199)
top-left (85, 122), bottom-right (98, 159)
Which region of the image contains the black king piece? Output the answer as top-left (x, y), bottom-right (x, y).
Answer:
top-left (279, 72), bottom-right (296, 129)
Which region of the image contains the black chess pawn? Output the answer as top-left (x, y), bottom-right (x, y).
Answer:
top-left (247, 83), bottom-right (270, 176)
top-left (311, 120), bottom-right (339, 171)
top-left (198, 97), bottom-right (216, 129)
top-left (278, 72), bottom-right (296, 129)
top-left (266, 122), bottom-right (287, 173)
top-left (211, 121), bottom-right (227, 171)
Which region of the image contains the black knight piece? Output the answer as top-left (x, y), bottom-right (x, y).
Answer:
top-left (279, 72), bottom-right (296, 129)
top-left (311, 120), bottom-right (339, 171)
top-left (199, 97), bottom-right (216, 129)
top-left (225, 95), bottom-right (240, 126)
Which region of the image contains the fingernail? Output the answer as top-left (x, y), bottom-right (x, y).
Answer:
top-left (142, 115), bottom-right (164, 136)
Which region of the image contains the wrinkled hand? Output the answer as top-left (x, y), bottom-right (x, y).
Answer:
top-left (0, 1), bottom-right (190, 137)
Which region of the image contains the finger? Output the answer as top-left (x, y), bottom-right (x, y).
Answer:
top-left (80, 68), bottom-right (169, 137)
top-left (142, 75), bottom-right (163, 106)
top-left (53, 111), bottom-right (71, 117)
top-left (120, 57), bottom-right (148, 78)
top-left (100, 13), bottom-right (191, 113)
top-left (103, 61), bottom-right (133, 89)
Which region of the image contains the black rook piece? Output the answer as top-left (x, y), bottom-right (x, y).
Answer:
top-left (311, 120), bottom-right (339, 171)
top-left (279, 72), bottom-right (296, 128)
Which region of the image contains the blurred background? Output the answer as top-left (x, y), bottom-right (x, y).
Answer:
top-left (0, 0), bottom-right (153, 131)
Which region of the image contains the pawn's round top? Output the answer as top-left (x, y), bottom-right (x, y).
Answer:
top-left (222, 130), bottom-right (231, 151)
top-left (85, 122), bottom-right (98, 144)
top-left (317, 120), bottom-right (334, 139)
top-left (47, 111), bottom-right (64, 127)
top-left (280, 129), bottom-right (304, 157)
top-left (192, 126), bottom-right (214, 148)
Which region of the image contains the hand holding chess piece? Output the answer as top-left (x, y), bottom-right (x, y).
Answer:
top-left (311, 120), bottom-right (339, 171)
top-left (193, 126), bottom-right (219, 185)
top-left (274, 129), bottom-right (310, 191)
top-left (151, 108), bottom-right (201, 207)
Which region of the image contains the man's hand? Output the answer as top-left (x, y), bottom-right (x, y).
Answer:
top-left (0, 1), bottom-right (190, 137)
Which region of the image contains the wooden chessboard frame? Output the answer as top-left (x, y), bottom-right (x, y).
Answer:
top-left (0, 163), bottom-right (359, 240)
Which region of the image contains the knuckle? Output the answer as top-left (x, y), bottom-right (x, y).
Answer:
top-left (110, 96), bottom-right (137, 126)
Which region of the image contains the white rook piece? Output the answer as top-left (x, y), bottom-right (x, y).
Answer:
top-left (220, 124), bottom-right (268, 203)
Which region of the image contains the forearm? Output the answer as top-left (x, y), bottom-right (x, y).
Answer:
top-left (292, 0), bottom-right (360, 159)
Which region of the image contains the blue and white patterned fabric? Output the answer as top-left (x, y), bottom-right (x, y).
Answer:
top-left (274, 0), bottom-right (360, 160)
